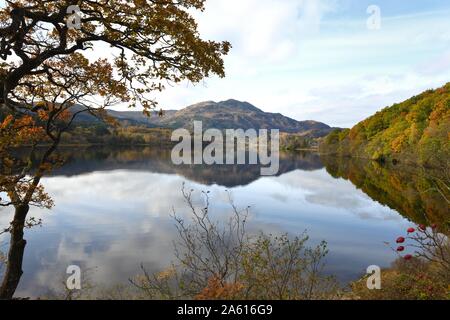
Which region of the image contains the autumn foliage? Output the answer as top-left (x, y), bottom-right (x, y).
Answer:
top-left (132, 188), bottom-right (339, 300)
top-left (351, 224), bottom-right (449, 300)
top-left (0, 0), bottom-right (230, 300)
top-left (321, 83), bottom-right (450, 168)
top-left (322, 156), bottom-right (449, 225)
top-left (195, 276), bottom-right (244, 300)
top-left (0, 0), bottom-right (230, 115)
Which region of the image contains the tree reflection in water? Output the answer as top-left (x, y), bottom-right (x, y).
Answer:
top-left (0, 146), bottom-right (448, 299)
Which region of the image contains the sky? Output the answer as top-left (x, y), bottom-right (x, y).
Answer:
top-left (2, 0), bottom-right (450, 127)
top-left (150, 0), bottom-right (450, 127)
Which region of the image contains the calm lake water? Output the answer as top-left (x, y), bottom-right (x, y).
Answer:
top-left (0, 146), bottom-right (447, 298)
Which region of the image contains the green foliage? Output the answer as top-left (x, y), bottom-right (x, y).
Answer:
top-left (240, 234), bottom-right (337, 300)
top-left (325, 129), bottom-right (341, 145)
top-left (280, 133), bottom-right (317, 151)
top-left (320, 84), bottom-right (450, 168)
top-left (59, 124), bottom-right (174, 146)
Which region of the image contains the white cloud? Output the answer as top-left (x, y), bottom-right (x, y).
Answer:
top-left (147, 4), bottom-right (450, 128)
top-left (62, 2), bottom-right (447, 128)
top-left (196, 0), bottom-right (337, 62)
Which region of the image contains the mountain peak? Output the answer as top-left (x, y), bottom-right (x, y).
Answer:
top-left (218, 99), bottom-right (261, 112)
top-left (184, 99), bottom-right (262, 113)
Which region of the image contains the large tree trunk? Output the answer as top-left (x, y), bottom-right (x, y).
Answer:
top-left (0, 204), bottom-right (29, 300)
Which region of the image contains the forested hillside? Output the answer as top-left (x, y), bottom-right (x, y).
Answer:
top-left (320, 84), bottom-right (450, 168)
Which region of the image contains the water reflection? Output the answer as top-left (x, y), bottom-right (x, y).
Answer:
top-left (47, 146), bottom-right (324, 187)
top-left (0, 147), bottom-right (448, 298)
top-left (322, 156), bottom-right (449, 225)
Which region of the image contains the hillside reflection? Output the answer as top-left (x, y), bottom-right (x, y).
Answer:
top-left (47, 147), bottom-right (449, 224)
top-left (46, 147), bottom-right (325, 187)
top-left (321, 156), bottom-right (449, 226)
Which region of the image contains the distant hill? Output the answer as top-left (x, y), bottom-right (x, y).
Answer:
top-left (320, 84), bottom-right (450, 168)
top-left (74, 99), bottom-right (333, 137)
top-left (153, 99), bottom-right (331, 134)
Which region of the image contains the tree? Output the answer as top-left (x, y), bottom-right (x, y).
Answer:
top-left (131, 187), bottom-right (338, 300)
top-left (0, 0), bottom-right (230, 299)
top-left (0, 0), bottom-right (230, 112)
top-left (320, 83), bottom-right (450, 168)
top-left (0, 113), bottom-right (54, 299)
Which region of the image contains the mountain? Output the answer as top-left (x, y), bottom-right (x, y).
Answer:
top-left (154, 99), bottom-right (330, 134)
top-left (320, 83), bottom-right (450, 168)
top-left (74, 99), bottom-right (332, 137)
top-left (107, 109), bottom-right (177, 127)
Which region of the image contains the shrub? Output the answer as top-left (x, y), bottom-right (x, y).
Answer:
top-left (351, 223), bottom-right (450, 300)
top-left (131, 186), bottom-right (339, 300)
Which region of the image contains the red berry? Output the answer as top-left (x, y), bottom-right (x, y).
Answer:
top-left (407, 228), bottom-right (415, 233)
top-left (397, 246), bottom-right (405, 252)
top-left (404, 254), bottom-right (413, 261)
top-left (431, 224), bottom-right (437, 230)
top-left (396, 237), bottom-right (405, 243)
top-left (419, 224), bottom-right (426, 231)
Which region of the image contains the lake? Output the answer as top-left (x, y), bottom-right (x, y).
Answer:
top-left (0, 146), bottom-right (447, 298)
